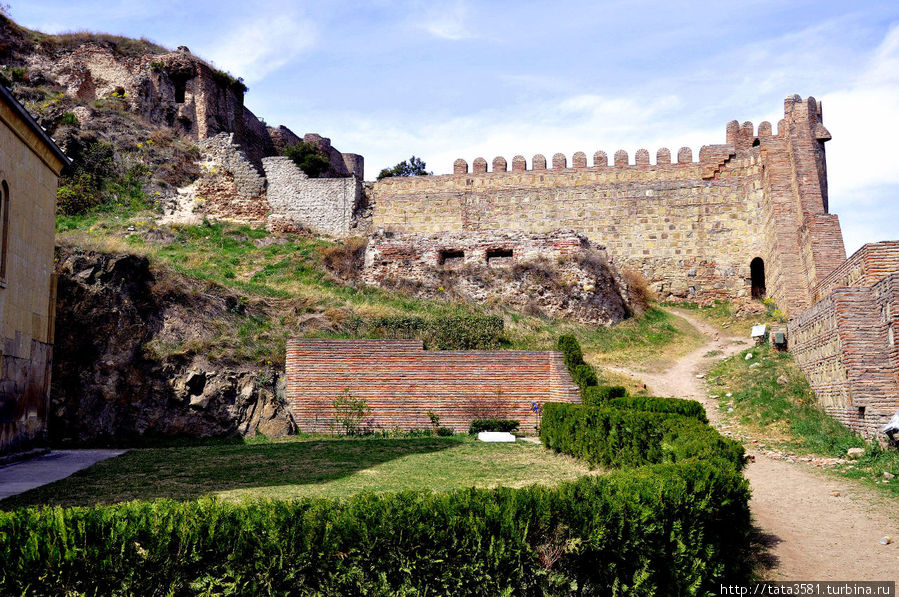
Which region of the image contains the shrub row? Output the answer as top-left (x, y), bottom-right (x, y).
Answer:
top-left (539, 403), bottom-right (744, 470)
top-left (357, 314), bottom-right (505, 350)
top-left (557, 334), bottom-right (601, 391)
top-left (0, 462), bottom-right (751, 595)
top-left (468, 419), bottom-right (519, 434)
top-left (608, 395), bottom-right (708, 423)
top-left (582, 384), bottom-right (628, 405)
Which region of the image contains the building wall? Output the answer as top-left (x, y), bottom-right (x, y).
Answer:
top-left (285, 339), bottom-right (581, 434)
top-left (0, 98), bottom-right (64, 458)
top-left (788, 243), bottom-right (899, 438)
top-left (263, 157), bottom-right (363, 237)
top-left (370, 96), bottom-right (845, 314)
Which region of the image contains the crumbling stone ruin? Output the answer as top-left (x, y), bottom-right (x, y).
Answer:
top-left (364, 229), bottom-right (631, 324)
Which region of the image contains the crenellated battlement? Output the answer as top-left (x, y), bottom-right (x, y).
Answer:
top-left (371, 95), bottom-right (845, 316)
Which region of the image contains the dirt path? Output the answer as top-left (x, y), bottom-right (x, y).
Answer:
top-left (609, 309), bottom-right (899, 581)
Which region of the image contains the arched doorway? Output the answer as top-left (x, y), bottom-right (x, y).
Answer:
top-left (750, 257), bottom-right (766, 299)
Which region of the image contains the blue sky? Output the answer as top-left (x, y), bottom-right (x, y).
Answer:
top-left (11, 1), bottom-right (899, 254)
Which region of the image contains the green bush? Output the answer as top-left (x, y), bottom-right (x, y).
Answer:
top-left (609, 396), bottom-right (708, 423)
top-left (540, 403), bottom-right (744, 470)
top-left (59, 111), bottom-right (79, 126)
top-left (362, 314), bottom-right (505, 350)
top-left (582, 385), bottom-right (627, 406)
top-left (0, 463), bottom-right (751, 595)
top-left (468, 419), bottom-right (519, 434)
top-left (557, 334), bottom-right (584, 369)
top-left (283, 141), bottom-right (330, 178)
top-left (437, 427), bottom-right (454, 437)
top-left (570, 363), bottom-right (598, 390)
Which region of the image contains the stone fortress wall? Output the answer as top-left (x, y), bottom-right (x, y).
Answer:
top-left (369, 96), bottom-right (846, 315)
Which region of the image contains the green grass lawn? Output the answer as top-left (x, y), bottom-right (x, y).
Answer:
top-left (709, 344), bottom-right (899, 496)
top-left (0, 436), bottom-right (600, 508)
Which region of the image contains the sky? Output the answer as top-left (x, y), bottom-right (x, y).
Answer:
top-left (10, 0), bottom-right (899, 254)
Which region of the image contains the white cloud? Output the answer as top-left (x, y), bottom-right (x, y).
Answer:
top-left (201, 11), bottom-right (317, 83)
top-left (417, 1), bottom-right (472, 41)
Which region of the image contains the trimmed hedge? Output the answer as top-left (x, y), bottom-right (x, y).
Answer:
top-left (557, 334), bottom-right (584, 369)
top-left (359, 314), bottom-right (505, 349)
top-left (608, 396), bottom-right (708, 423)
top-left (582, 384), bottom-right (628, 405)
top-left (571, 363), bottom-right (598, 390)
top-left (0, 463), bottom-right (751, 595)
top-left (468, 419), bottom-right (519, 434)
top-left (540, 403), bottom-right (744, 470)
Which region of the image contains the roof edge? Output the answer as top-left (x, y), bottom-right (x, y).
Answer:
top-left (0, 84), bottom-right (71, 168)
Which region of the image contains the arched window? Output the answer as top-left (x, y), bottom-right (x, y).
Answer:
top-left (750, 257), bottom-right (765, 299)
top-left (0, 180), bottom-right (8, 283)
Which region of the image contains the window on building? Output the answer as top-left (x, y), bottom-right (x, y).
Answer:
top-left (0, 180), bottom-right (8, 283)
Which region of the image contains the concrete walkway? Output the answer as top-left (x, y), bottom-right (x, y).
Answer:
top-left (0, 449), bottom-right (126, 500)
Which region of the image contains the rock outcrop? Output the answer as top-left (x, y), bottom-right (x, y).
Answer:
top-left (51, 249), bottom-right (296, 444)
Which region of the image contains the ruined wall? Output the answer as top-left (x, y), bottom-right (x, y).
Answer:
top-left (0, 91), bottom-right (66, 459)
top-left (370, 96), bottom-right (845, 313)
top-left (302, 134), bottom-right (365, 180)
top-left (285, 339), bottom-right (581, 434)
top-left (263, 157), bottom-right (364, 237)
top-left (364, 229), bottom-right (631, 325)
top-left (788, 243), bottom-right (899, 438)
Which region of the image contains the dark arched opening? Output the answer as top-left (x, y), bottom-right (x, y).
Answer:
top-left (750, 257), bottom-right (766, 299)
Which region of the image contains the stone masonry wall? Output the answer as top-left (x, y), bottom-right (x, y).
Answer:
top-left (263, 157), bottom-right (364, 237)
top-left (285, 339), bottom-right (581, 434)
top-left (363, 229), bottom-right (631, 325)
top-left (370, 96), bottom-right (845, 314)
top-left (789, 243), bottom-right (899, 439)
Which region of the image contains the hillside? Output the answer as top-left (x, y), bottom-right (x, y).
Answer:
top-left (0, 15), bottom-right (690, 443)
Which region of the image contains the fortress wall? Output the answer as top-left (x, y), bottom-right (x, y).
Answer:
top-left (285, 339), bottom-right (581, 434)
top-left (262, 157), bottom-right (363, 237)
top-left (789, 244), bottom-right (899, 438)
top-left (813, 241), bottom-right (899, 302)
top-left (372, 155), bottom-right (766, 303)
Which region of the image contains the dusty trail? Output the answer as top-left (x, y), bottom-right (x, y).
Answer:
top-left (609, 309), bottom-right (899, 581)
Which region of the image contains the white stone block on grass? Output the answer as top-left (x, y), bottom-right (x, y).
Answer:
top-left (477, 432), bottom-right (516, 443)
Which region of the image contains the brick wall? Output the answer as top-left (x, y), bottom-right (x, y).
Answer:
top-left (789, 243), bottom-right (899, 438)
top-left (285, 339), bottom-right (581, 434)
top-left (370, 95), bottom-right (846, 314)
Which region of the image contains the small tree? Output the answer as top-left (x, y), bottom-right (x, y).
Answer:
top-left (332, 389), bottom-right (371, 436)
top-left (377, 156), bottom-right (431, 180)
top-left (284, 142), bottom-right (330, 178)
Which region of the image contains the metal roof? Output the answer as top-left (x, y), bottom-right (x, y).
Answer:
top-left (0, 83), bottom-right (71, 167)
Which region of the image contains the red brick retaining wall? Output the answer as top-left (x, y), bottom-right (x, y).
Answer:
top-left (789, 243), bottom-right (899, 438)
top-left (285, 339), bottom-right (581, 434)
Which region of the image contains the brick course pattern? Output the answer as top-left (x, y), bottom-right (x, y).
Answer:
top-left (788, 242), bottom-right (899, 438)
top-left (369, 96), bottom-right (846, 314)
top-left (285, 339), bottom-right (581, 434)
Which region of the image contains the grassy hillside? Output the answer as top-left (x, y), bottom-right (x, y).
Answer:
top-left (57, 204), bottom-right (696, 370)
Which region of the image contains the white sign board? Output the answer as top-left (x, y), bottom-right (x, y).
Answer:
top-left (751, 324), bottom-right (768, 338)
top-left (477, 432), bottom-right (516, 443)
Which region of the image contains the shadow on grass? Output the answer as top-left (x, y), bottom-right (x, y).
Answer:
top-left (0, 437), bottom-right (461, 509)
top-left (747, 525), bottom-right (782, 580)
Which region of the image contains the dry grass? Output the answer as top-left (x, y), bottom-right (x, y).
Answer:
top-left (621, 269), bottom-right (653, 314)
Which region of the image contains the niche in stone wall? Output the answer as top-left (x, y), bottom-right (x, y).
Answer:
top-left (751, 257), bottom-right (766, 299)
top-left (439, 249), bottom-right (464, 266)
top-left (486, 248), bottom-right (514, 266)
